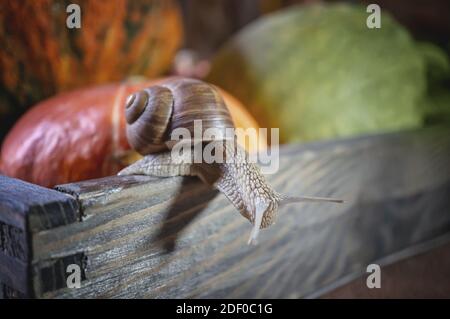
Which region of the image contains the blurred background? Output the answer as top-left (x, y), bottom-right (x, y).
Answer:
top-left (179, 0), bottom-right (450, 64)
top-left (1, 0), bottom-right (449, 143)
top-left (0, 0), bottom-right (449, 298)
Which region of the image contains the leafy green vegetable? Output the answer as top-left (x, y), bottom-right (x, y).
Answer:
top-left (417, 42), bottom-right (450, 125)
top-left (207, 3), bottom-right (449, 143)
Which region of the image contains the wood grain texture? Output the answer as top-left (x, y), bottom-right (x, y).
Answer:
top-left (0, 176), bottom-right (79, 296)
top-left (0, 221), bottom-right (26, 261)
top-left (29, 126), bottom-right (450, 298)
top-left (0, 282), bottom-right (25, 299)
top-left (1, 126), bottom-right (450, 298)
top-left (0, 176), bottom-right (79, 231)
top-left (0, 252), bottom-right (28, 294)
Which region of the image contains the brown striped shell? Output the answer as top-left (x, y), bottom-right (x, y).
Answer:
top-left (121, 78), bottom-right (343, 245)
top-left (125, 78), bottom-right (235, 155)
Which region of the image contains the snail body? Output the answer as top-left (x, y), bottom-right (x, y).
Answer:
top-left (119, 77), bottom-right (342, 244)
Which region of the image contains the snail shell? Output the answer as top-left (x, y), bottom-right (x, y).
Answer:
top-left (120, 77), bottom-right (343, 245)
top-left (125, 78), bottom-right (234, 155)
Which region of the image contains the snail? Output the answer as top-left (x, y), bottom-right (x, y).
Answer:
top-left (118, 78), bottom-right (342, 244)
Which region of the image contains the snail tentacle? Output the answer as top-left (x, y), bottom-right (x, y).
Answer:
top-left (119, 77), bottom-right (343, 245)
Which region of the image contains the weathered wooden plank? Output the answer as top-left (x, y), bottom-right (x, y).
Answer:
top-left (0, 252), bottom-right (28, 294)
top-left (1, 126), bottom-right (449, 298)
top-left (0, 176), bottom-right (80, 231)
top-left (0, 220), bottom-right (27, 261)
top-left (33, 252), bottom-right (87, 295)
top-left (27, 126), bottom-right (450, 298)
top-left (0, 176), bottom-right (79, 297)
top-left (0, 282), bottom-right (25, 299)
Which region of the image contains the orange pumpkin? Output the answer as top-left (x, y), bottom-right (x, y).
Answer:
top-left (0, 0), bottom-right (183, 140)
top-left (0, 78), bottom-right (266, 188)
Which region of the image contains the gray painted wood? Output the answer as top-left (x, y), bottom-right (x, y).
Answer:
top-left (1, 126), bottom-right (450, 298)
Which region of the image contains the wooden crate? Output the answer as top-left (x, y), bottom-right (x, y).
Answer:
top-left (1, 126), bottom-right (450, 298)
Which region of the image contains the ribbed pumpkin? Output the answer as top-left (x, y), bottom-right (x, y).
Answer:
top-left (0, 0), bottom-right (183, 141)
top-left (0, 78), bottom-right (265, 188)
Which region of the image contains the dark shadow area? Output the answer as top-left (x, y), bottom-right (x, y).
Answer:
top-left (156, 177), bottom-right (219, 253)
top-left (151, 154), bottom-right (227, 253)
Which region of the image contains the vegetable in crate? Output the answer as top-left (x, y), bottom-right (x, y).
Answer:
top-left (0, 78), bottom-right (265, 188)
top-left (0, 0), bottom-right (183, 141)
top-left (207, 3), bottom-right (449, 143)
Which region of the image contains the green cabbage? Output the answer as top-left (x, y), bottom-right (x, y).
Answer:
top-left (207, 4), bottom-right (449, 143)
